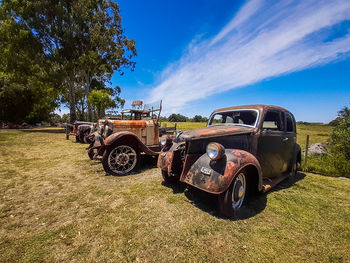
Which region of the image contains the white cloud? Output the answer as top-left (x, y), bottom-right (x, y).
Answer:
top-left (148, 0), bottom-right (350, 113)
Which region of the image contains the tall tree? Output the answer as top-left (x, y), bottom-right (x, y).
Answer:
top-left (0, 8), bottom-right (59, 123)
top-left (0, 0), bottom-right (136, 123)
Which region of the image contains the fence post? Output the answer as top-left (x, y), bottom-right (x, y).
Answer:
top-left (304, 135), bottom-right (309, 167)
top-left (66, 122), bottom-right (69, 140)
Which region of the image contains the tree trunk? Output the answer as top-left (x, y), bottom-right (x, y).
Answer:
top-left (68, 82), bottom-right (77, 123)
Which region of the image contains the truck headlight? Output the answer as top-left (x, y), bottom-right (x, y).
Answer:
top-left (161, 136), bottom-right (173, 147)
top-left (206, 142), bottom-right (225, 160)
top-left (161, 138), bottom-right (167, 146)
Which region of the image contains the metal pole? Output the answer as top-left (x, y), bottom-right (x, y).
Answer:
top-left (304, 135), bottom-right (309, 167)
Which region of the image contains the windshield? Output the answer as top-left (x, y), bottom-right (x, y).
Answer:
top-left (208, 110), bottom-right (258, 127)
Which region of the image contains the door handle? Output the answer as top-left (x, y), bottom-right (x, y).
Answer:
top-left (282, 137), bottom-right (288, 142)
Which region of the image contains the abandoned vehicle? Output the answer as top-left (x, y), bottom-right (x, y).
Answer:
top-left (68, 121), bottom-right (95, 143)
top-left (87, 101), bottom-right (176, 176)
top-left (158, 105), bottom-right (301, 217)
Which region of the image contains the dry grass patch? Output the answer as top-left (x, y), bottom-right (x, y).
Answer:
top-left (0, 128), bottom-right (349, 262)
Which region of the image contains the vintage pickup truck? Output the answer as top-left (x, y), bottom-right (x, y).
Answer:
top-left (87, 101), bottom-right (176, 176)
top-left (158, 105), bottom-right (301, 217)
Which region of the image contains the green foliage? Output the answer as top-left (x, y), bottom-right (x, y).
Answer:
top-left (328, 104), bottom-right (350, 126)
top-left (0, 7), bottom-right (58, 124)
top-left (330, 116), bottom-right (350, 160)
top-left (61, 114), bottom-right (70, 124)
top-left (168, 113), bottom-right (188, 122)
top-left (88, 90), bottom-right (116, 118)
top-left (302, 154), bottom-right (350, 178)
top-left (192, 115), bottom-right (208, 122)
top-left (0, 0), bottom-right (135, 124)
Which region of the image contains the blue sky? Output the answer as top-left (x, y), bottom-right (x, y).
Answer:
top-left (112, 0), bottom-right (350, 123)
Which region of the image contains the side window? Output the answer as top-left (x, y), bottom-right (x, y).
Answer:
top-left (286, 113), bottom-right (294, 132)
top-left (262, 110), bottom-right (284, 131)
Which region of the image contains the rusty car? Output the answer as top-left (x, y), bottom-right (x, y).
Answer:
top-left (158, 105), bottom-right (301, 217)
top-left (87, 101), bottom-right (176, 176)
top-left (66, 121), bottom-right (95, 143)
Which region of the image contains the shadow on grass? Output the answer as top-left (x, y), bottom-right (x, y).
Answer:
top-left (92, 154), bottom-right (159, 176)
top-left (19, 128), bottom-right (66, 134)
top-left (162, 171), bottom-right (306, 220)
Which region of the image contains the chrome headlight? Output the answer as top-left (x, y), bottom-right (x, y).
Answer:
top-left (161, 138), bottom-right (167, 146)
top-left (161, 136), bottom-right (173, 147)
top-left (206, 142), bottom-right (225, 160)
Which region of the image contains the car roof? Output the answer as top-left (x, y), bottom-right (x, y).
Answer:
top-left (213, 104), bottom-right (289, 113)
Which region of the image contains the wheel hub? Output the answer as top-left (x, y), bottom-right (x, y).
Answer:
top-left (233, 181), bottom-right (243, 201)
top-left (231, 173), bottom-right (246, 210)
top-left (116, 153), bottom-right (129, 166)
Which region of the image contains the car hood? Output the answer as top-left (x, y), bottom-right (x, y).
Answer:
top-left (176, 125), bottom-right (255, 142)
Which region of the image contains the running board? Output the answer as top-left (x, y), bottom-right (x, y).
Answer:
top-left (262, 174), bottom-right (290, 193)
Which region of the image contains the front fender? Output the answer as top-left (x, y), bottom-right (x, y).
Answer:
top-left (180, 149), bottom-right (262, 194)
top-left (104, 131), bottom-right (159, 155)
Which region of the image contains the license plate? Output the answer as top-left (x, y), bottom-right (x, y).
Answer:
top-left (201, 167), bottom-right (212, 176)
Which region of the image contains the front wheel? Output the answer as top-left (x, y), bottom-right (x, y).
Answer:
top-left (218, 171), bottom-right (247, 218)
top-left (102, 144), bottom-right (139, 176)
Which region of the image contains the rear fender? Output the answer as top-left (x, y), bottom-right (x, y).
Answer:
top-left (104, 131), bottom-right (159, 155)
top-left (180, 149), bottom-right (262, 194)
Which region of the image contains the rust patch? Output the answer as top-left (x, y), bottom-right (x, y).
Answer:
top-left (179, 125), bottom-right (254, 141)
top-left (180, 149), bottom-right (261, 194)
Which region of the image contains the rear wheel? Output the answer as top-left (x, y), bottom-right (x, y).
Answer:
top-left (218, 171), bottom-right (247, 218)
top-left (291, 159), bottom-right (298, 177)
top-left (102, 144), bottom-right (139, 176)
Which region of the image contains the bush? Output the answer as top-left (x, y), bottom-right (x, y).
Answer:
top-left (330, 116), bottom-right (350, 160)
top-left (302, 153), bottom-right (350, 178)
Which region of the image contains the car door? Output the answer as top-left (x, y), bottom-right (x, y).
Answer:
top-left (257, 110), bottom-right (285, 178)
top-left (282, 112), bottom-right (297, 173)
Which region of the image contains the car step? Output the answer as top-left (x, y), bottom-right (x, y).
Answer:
top-left (262, 174), bottom-right (290, 193)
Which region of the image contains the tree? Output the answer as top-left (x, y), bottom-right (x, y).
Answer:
top-left (330, 104), bottom-right (350, 160)
top-left (168, 114), bottom-right (188, 122)
top-left (329, 104), bottom-right (350, 126)
top-left (193, 115), bottom-right (203, 122)
top-left (338, 105), bottom-right (350, 118)
top-left (0, 9), bottom-right (58, 124)
top-left (0, 0), bottom-right (136, 123)
top-left (88, 89), bottom-right (123, 119)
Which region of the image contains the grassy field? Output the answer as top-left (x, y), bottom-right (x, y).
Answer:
top-left (1, 128), bottom-right (349, 262)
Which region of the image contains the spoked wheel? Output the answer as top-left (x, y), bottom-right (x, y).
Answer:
top-left (218, 171), bottom-right (247, 218)
top-left (102, 144), bottom-right (139, 176)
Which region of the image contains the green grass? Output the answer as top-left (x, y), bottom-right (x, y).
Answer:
top-left (302, 154), bottom-right (350, 177)
top-left (296, 123), bottom-right (333, 150)
top-left (0, 128), bottom-right (349, 262)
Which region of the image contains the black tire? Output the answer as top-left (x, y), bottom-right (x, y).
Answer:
top-left (79, 132), bottom-right (85, 143)
top-left (218, 170), bottom-right (247, 218)
top-left (291, 160), bottom-right (298, 177)
top-left (88, 148), bottom-right (95, 160)
top-left (102, 144), bottom-right (139, 176)
top-left (161, 170), bottom-right (180, 183)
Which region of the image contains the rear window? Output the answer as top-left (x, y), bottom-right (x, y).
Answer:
top-left (262, 111), bottom-right (284, 131)
top-left (286, 113), bottom-right (294, 132)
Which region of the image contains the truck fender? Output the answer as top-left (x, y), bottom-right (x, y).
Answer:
top-left (181, 149), bottom-right (263, 194)
top-left (104, 131), bottom-right (159, 156)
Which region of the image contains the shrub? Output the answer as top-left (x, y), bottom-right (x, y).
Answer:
top-left (330, 116), bottom-right (350, 160)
